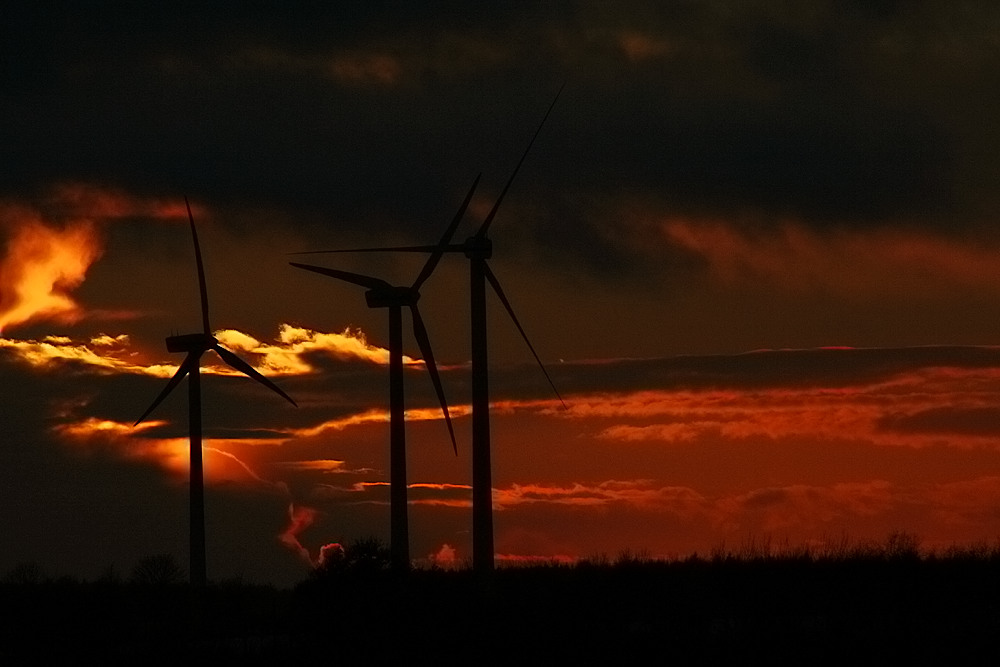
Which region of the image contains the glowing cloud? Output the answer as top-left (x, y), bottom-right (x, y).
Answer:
top-left (0, 334), bottom-right (176, 376)
top-left (494, 480), bottom-right (708, 511)
top-left (43, 183), bottom-right (192, 220)
top-left (276, 460), bottom-right (348, 473)
top-left (1, 324), bottom-right (404, 381)
top-left (429, 543), bottom-right (458, 569)
top-left (578, 364), bottom-right (1000, 449)
top-left (287, 404), bottom-right (471, 440)
top-left (278, 504), bottom-right (319, 565)
top-left (0, 185), bottom-right (193, 333)
top-left (215, 324), bottom-right (415, 374)
top-left (0, 213), bottom-right (101, 332)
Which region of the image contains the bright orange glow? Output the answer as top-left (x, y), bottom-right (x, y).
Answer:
top-left (276, 460), bottom-right (347, 472)
top-left (0, 213), bottom-right (101, 332)
top-left (0, 185), bottom-right (196, 334)
top-left (56, 417), bottom-right (156, 439)
top-left (55, 417), bottom-right (277, 486)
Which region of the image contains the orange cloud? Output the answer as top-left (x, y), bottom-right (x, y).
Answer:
top-left (571, 365), bottom-right (1000, 449)
top-left (494, 480), bottom-right (710, 514)
top-left (0, 334), bottom-right (175, 376)
top-left (215, 323), bottom-right (413, 373)
top-left (429, 543), bottom-right (459, 569)
top-left (278, 504), bottom-right (320, 565)
top-left (663, 219), bottom-right (1000, 296)
top-left (286, 404), bottom-right (471, 440)
top-left (43, 183), bottom-right (192, 220)
top-left (276, 460), bottom-right (347, 473)
top-left (0, 323), bottom-right (416, 383)
top-left (0, 212), bottom-right (102, 332)
top-left (0, 185), bottom-right (192, 334)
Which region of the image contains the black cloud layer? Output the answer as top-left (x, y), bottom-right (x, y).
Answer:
top-left (4, 1), bottom-right (998, 266)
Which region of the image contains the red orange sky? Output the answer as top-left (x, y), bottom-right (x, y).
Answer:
top-left (4, 2), bottom-right (1000, 586)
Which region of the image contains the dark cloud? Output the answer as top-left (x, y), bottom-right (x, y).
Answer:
top-left (4, 0), bottom-right (997, 267)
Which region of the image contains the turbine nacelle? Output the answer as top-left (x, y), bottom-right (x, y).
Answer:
top-left (462, 236), bottom-right (493, 259)
top-left (166, 332), bottom-right (216, 353)
top-left (365, 285), bottom-right (420, 309)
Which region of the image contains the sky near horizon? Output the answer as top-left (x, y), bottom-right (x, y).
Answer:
top-left (4, 2), bottom-right (1000, 586)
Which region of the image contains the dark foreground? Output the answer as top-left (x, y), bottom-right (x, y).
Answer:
top-left (5, 549), bottom-right (1000, 663)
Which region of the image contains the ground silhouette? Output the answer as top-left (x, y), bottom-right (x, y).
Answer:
top-left (4, 535), bottom-right (999, 661)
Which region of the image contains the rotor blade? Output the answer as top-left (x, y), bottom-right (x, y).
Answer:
top-left (483, 263), bottom-right (567, 408)
top-left (409, 304), bottom-right (458, 455)
top-left (134, 355), bottom-right (196, 426)
top-left (476, 83), bottom-right (564, 238)
top-left (289, 262), bottom-right (392, 290)
top-left (412, 173), bottom-right (482, 291)
top-left (213, 344), bottom-right (298, 407)
top-left (289, 245), bottom-right (450, 255)
top-left (186, 197), bottom-right (211, 335)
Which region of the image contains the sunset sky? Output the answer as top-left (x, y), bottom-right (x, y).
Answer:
top-left (5, 2), bottom-right (1000, 587)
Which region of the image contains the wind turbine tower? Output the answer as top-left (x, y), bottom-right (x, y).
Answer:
top-left (135, 198), bottom-right (297, 587)
top-left (290, 175), bottom-right (479, 570)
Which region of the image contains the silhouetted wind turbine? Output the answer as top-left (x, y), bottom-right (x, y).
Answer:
top-left (289, 175), bottom-right (479, 571)
top-left (292, 89), bottom-right (565, 573)
top-left (134, 198), bottom-right (297, 587)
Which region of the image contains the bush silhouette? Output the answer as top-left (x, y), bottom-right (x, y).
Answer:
top-left (130, 554), bottom-right (185, 586)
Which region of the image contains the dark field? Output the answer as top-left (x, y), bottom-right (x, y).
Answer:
top-left (5, 538), bottom-right (1000, 663)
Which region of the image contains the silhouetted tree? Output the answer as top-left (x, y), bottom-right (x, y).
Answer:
top-left (130, 554), bottom-right (185, 586)
top-left (312, 537), bottom-right (393, 577)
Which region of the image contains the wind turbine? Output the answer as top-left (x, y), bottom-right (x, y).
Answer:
top-left (289, 174), bottom-right (479, 571)
top-left (293, 89), bottom-right (565, 573)
top-left (134, 198), bottom-right (297, 587)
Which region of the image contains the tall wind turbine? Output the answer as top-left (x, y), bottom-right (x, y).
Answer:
top-left (293, 89), bottom-right (565, 573)
top-left (289, 174), bottom-right (479, 571)
top-left (134, 198), bottom-right (297, 587)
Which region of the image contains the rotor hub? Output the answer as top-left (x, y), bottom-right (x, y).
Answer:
top-left (166, 332), bottom-right (215, 353)
top-left (463, 236), bottom-right (493, 259)
top-left (365, 285), bottom-right (419, 308)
